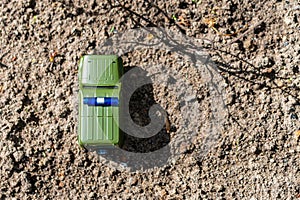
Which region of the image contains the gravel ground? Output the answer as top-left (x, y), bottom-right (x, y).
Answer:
top-left (1, 0), bottom-right (300, 199)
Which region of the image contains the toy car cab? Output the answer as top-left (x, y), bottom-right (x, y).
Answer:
top-left (78, 55), bottom-right (123, 154)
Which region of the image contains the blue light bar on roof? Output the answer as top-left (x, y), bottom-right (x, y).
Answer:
top-left (83, 97), bottom-right (119, 106)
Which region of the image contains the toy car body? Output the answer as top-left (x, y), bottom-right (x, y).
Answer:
top-left (78, 55), bottom-right (123, 154)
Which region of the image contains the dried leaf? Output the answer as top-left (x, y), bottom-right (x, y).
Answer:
top-left (294, 130), bottom-right (300, 137)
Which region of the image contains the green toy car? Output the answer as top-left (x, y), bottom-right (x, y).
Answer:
top-left (78, 55), bottom-right (124, 154)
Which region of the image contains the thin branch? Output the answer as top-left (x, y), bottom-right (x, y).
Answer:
top-left (220, 18), bottom-right (265, 48)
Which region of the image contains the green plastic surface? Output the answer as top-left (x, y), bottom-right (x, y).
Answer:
top-left (78, 55), bottom-right (123, 148)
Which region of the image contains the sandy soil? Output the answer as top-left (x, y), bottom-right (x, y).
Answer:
top-left (1, 0), bottom-right (300, 199)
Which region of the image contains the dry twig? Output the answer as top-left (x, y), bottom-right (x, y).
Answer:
top-left (221, 18), bottom-right (265, 47)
